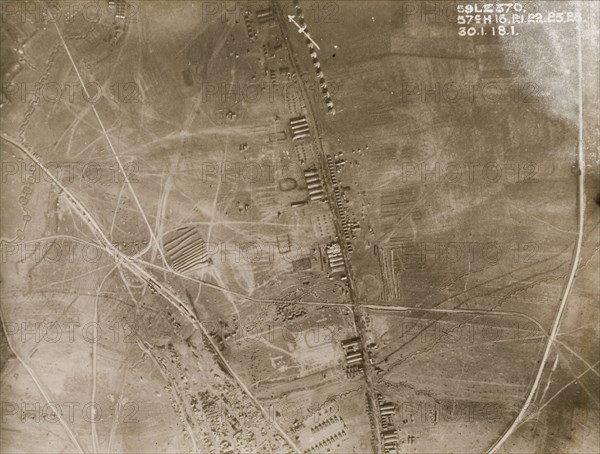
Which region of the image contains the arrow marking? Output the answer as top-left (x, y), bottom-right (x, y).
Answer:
top-left (288, 15), bottom-right (320, 50)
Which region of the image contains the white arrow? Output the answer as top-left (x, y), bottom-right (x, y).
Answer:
top-left (288, 15), bottom-right (320, 50)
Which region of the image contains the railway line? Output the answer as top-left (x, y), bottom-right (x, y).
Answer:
top-left (0, 131), bottom-right (301, 454)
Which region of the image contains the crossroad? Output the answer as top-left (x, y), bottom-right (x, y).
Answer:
top-left (1, 132), bottom-right (301, 454)
top-left (274, 3), bottom-right (386, 452)
top-left (487, 12), bottom-right (588, 454)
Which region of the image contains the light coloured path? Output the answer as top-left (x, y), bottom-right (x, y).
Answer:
top-left (0, 305), bottom-right (85, 453)
top-left (48, 12), bottom-right (167, 268)
top-left (0, 132), bottom-right (301, 454)
top-left (487, 14), bottom-right (588, 454)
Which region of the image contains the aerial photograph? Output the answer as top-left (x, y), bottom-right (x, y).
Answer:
top-left (0, 1), bottom-right (598, 453)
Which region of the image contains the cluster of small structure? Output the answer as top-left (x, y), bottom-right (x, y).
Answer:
top-left (107, 0), bottom-right (127, 43)
top-left (293, 404), bottom-right (348, 454)
top-left (377, 394), bottom-right (399, 453)
top-left (256, 6), bottom-right (274, 24)
top-left (326, 154), bottom-right (358, 254)
top-left (304, 167), bottom-right (326, 202)
top-left (292, 1), bottom-right (335, 114)
top-left (325, 242), bottom-right (346, 280)
top-left (381, 429), bottom-right (399, 454)
top-left (289, 115), bottom-right (310, 141)
top-left (242, 9), bottom-right (257, 39)
top-left (163, 225), bottom-right (209, 273)
top-left (263, 42), bottom-right (283, 59)
top-left (275, 302), bottom-right (308, 321)
top-left (108, 0), bottom-right (126, 20)
top-left (341, 337), bottom-right (365, 377)
top-left (242, 6), bottom-right (275, 41)
top-left (303, 427), bottom-right (347, 453)
top-left (289, 119), bottom-right (325, 207)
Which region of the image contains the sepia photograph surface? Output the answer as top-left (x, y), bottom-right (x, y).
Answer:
top-left (1, 1), bottom-right (598, 453)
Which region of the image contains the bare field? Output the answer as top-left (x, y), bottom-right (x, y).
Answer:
top-left (1, 1), bottom-right (598, 453)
